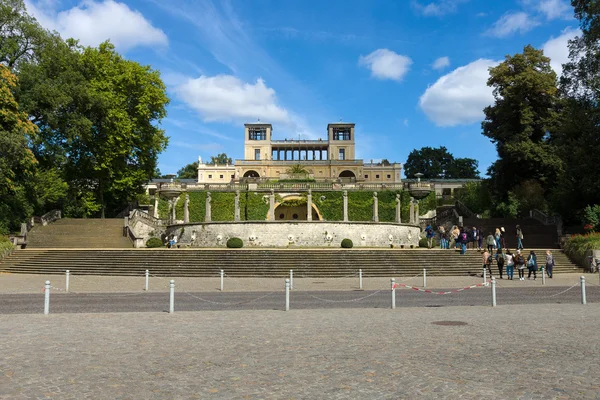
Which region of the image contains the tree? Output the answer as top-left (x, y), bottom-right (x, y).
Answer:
top-left (404, 146), bottom-right (479, 179)
top-left (177, 162), bottom-right (198, 179)
top-left (207, 153), bottom-right (232, 165)
top-left (482, 45), bottom-right (562, 201)
top-left (286, 164), bottom-right (309, 174)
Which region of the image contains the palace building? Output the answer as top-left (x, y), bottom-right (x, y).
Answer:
top-left (197, 122), bottom-right (403, 183)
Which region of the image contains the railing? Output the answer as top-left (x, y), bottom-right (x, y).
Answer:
top-left (235, 160), bottom-right (364, 166)
top-left (530, 209), bottom-right (562, 225)
top-left (129, 209), bottom-right (165, 229)
top-left (455, 200), bottom-right (476, 219)
top-left (116, 203), bottom-right (138, 219)
top-left (158, 181), bottom-right (405, 192)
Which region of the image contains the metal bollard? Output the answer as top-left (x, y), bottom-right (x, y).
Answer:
top-left (220, 270), bottom-right (224, 291)
top-left (541, 267), bottom-right (545, 285)
top-left (423, 268), bottom-right (427, 288)
top-left (483, 267), bottom-right (487, 286)
top-left (169, 280), bottom-right (175, 313)
top-left (491, 277), bottom-right (496, 307)
top-left (44, 280), bottom-right (50, 315)
top-left (581, 276), bottom-right (587, 305)
top-left (391, 278), bottom-right (396, 310)
top-left (359, 269), bottom-right (363, 290)
top-left (290, 270), bottom-right (293, 290)
top-left (285, 278), bottom-right (290, 311)
top-left (65, 270), bottom-right (70, 293)
top-left (145, 270), bottom-right (149, 291)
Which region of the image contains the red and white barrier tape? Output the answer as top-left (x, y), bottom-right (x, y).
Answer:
top-left (392, 281), bottom-right (491, 295)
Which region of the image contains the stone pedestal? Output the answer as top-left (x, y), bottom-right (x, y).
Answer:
top-left (343, 190), bottom-right (348, 222)
top-left (307, 189), bottom-right (312, 222)
top-left (205, 192), bottom-right (212, 223)
top-left (409, 198), bottom-right (415, 224)
top-left (415, 202), bottom-right (420, 225)
top-left (395, 194), bottom-right (401, 223)
top-left (269, 189), bottom-right (275, 221)
top-left (184, 194), bottom-right (190, 223)
top-left (234, 190), bottom-right (240, 222)
top-left (372, 192), bottom-right (379, 222)
top-left (153, 196), bottom-right (159, 219)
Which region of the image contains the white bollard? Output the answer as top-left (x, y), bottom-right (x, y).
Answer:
top-left (581, 276), bottom-right (587, 305)
top-left (220, 269), bottom-right (224, 291)
top-left (491, 277), bottom-right (496, 307)
top-left (483, 267), bottom-right (487, 286)
top-left (541, 267), bottom-right (545, 285)
top-left (391, 278), bottom-right (396, 310)
top-left (359, 269), bottom-right (363, 290)
top-left (285, 278), bottom-right (290, 311)
top-left (65, 270), bottom-right (70, 293)
top-left (44, 280), bottom-right (50, 315)
top-left (145, 270), bottom-right (149, 291)
top-left (290, 270), bottom-right (293, 290)
top-left (169, 280), bottom-right (175, 313)
top-left (423, 268), bottom-right (427, 288)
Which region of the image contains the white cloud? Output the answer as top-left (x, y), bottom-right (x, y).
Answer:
top-left (432, 56), bottom-right (450, 70)
top-left (542, 28), bottom-right (580, 76)
top-left (413, 0), bottom-right (469, 17)
top-left (536, 0), bottom-right (572, 20)
top-left (174, 75), bottom-right (290, 123)
top-left (486, 12), bottom-right (540, 37)
top-left (25, 0), bottom-right (168, 51)
top-left (419, 58), bottom-right (499, 127)
top-left (359, 49), bottom-right (413, 82)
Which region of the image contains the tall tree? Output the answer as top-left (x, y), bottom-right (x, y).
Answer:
top-left (208, 153), bottom-right (232, 165)
top-left (404, 146), bottom-right (479, 179)
top-left (177, 162), bottom-right (198, 179)
top-left (482, 45), bottom-right (562, 200)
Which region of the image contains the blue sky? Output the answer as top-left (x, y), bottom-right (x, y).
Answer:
top-left (25, 0), bottom-right (579, 177)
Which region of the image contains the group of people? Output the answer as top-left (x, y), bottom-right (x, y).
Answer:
top-left (482, 248), bottom-right (555, 280)
top-left (424, 224), bottom-right (525, 255)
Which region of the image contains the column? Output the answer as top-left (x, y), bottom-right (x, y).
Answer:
top-left (171, 197), bottom-right (178, 223)
top-left (373, 192), bottom-right (379, 222)
top-left (234, 190), bottom-right (240, 222)
top-left (415, 202), bottom-right (420, 225)
top-left (184, 194), bottom-right (190, 223)
top-left (269, 189), bottom-right (275, 221)
top-left (153, 196), bottom-right (159, 218)
top-left (307, 189), bottom-right (312, 221)
top-left (409, 198), bottom-right (415, 224)
top-left (395, 194), bottom-right (401, 223)
top-left (168, 199), bottom-right (173, 224)
top-left (205, 192), bottom-right (212, 222)
top-left (343, 190), bottom-right (348, 222)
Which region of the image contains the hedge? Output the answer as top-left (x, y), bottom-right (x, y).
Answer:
top-left (564, 232), bottom-right (600, 267)
top-left (146, 237), bottom-right (164, 248)
top-left (227, 237), bottom-right (244, 248)
top-left (341, 238), bottom-right (353, 248)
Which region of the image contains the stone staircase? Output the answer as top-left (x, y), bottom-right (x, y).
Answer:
top-left (0, 248), bottom-right (581, 277)
top-left (463, 217), bottom-right (559, 249)
top-left (25, 218), bottom-right (132, 248)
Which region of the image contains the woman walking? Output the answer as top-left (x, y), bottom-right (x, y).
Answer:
top-left (516, 225), bottom-right (524, 250)
top-left (527, 250), bottom-right (538, 280)
top-left (496, 248), bottom-right (505, 279)
top-left (545, 250), bottom-right (555, 278)
top-left (515, 250), bottom-right (526, 280)
top-left (495, 228), bottom-right (501, 250)
top-left (505, 250), bottom-right (515, 280)
top-left (486, 232), bottom-right (496, 253)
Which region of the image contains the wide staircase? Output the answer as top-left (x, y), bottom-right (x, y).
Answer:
top-left (25, 218), bottom-right (132, 249)
top-left (0, 248), bottom-right (580, 277)
top-left (463, 217), bottom-right (559, 249)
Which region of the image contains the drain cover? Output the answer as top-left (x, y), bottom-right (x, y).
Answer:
top-left (431, 321), bottom-right (468, 326)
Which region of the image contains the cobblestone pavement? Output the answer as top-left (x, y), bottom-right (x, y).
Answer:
top-left (1, 304), bottom-right (600, 399)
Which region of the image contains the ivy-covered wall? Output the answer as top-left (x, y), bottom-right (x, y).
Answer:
top-left (157, 190), bottom-right (437, 223)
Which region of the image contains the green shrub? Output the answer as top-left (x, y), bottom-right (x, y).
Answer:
top-left (341, 238), bottom-right (353, 248)
top-left (564, 232), bottom-right (600, 266)
top-left (227, 237), bottom-right (244, 248)
top-left (146, 237), bottom-right (164, 248)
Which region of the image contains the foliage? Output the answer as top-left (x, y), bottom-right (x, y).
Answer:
top-left (146, 237), bottom-right (163, 248)
top-left (563, 232), bottom-right (600, 266)
top-left (240, 192), bottom-right (269, 221)
top-left (211, 192), bottom-right (235, 221)
top-left (404, 146), bottom-right (479, 179)
top-left (279, 197), bottom-right (307, 208)
top-left (227, 237), bottom-right (243, 248)
top-left (207, 153), bottom-right (232, 165)
top-left (482, 45), bottom-right (562, 204)
top-left (583, 205), bottom-right (600, 231)
top-left (341, 238), bottom-right (353, 248)
top-left (313, 191), bottom-right (344, 221)
top-left (495, 192), bottom-right (520, 218)
top-left (177, 162), bottom-right (198, 179)
top-left (348, 192), bottom-right (374, 221)
top-left (0, 235), bottom-right (14, 257)
top-left (454, 181), bottom-right (493, 215)
top-left (286, 164), bottom-right (309, 174)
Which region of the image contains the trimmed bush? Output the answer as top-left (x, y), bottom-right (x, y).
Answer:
top-left (341, 238), bottom-right (353, 248)
top-left (227, 237), bottom-right (244, 248)
top-left (146, 237), bottom-right (164, 248)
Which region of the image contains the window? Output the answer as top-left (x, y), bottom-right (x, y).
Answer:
top-left (231, 174), bottom-right (235, 179)
top-left (365, 174), bottom-right (369, 179)
top-left (338, 148), bottom-right (345, 161)
top-left (376, 174), bottom-right (380, 179)
top-left (387, 174), bottom-right (391, 179)
top-left (208, 174), bottom-right (212, 179)
top-left (219, 175), bottom-right (224, 179)
top-left (254, 149), bottom-right (261, 160)
top-left (333, 127), bottom-right (351, 140)
top-left (249, 127), bottom-right (266, 140)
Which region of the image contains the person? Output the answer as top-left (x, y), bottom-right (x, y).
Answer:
top-left (471, 226), bottom-right (478, 250)
top-left (515, 249), bottom-right (526, 280)
top-left (439, 226), bottom-right (448, 249)
top-left (500, 227), bottom-right (506, 249)
top-left (496, 248), bottom-right (505, 279)
top-left (172, 235), bottom-right (178, 249)
top-left (478, 226), bottom-right (484, 251)
top-left (545, 250), bottom-right (555, 278)
top-left (425, 225), bottom-right (434, 249)
top-left (505, 250), bottom-right (515, 280)
top-left (449, 225), bottom-right (458, 249)
top-left (495, 228), bottom-right (501, 250)
top-left (516, 225), bottom-right (524, 250)
top-left (168, 235), bottom-right (175, 248)
top-left (452, 226), bottom-right (460, 249)
top-left (486, 232), bottom-right (496, 253)
top-left (483, 249), bottom-right (493, 278)
top-left (459, 227), bottom-right (468, 255)
top-left (527, 250), bottom-right (538, 280)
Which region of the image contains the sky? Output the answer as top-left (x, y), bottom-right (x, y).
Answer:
top-left (24, 0), bottom-right (580, 177)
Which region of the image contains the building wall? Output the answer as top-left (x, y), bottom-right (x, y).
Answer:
top-left (197, 164), bottom-right (236, 183)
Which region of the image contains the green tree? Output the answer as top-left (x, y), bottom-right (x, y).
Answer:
top-left (208, 153), bottom-right (232, 165)
top-left (177, 161), bottom-right (198, 179)
top-left (286, 164), bottom-right (309, 174)
top-left (482, 45), bottom-right (562, 202)
top-left (404, 146), bottom-right (479, 179)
